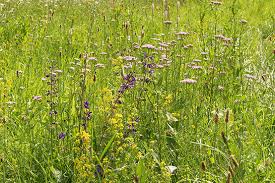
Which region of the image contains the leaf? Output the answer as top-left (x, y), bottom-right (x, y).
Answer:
top-left (100, 134), bottom-right (116, 161)
top-left (166, 165), bottom-right (177, 174)
top-left (166, 112), bottom-right (178, 122)
top-left (136, 159), bottom-right (147, 183)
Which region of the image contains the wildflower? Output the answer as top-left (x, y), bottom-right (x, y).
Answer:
top-left (133, 43), bottom-right (140, 49)
top-left (191, 65), bottom-right (203, 70)
top-left (193, 59), bottom-right (201, 63)
top-left (244, 74), bottom-right (256, 80)
top-left (215, 34), bottom-right (225, 40)
top-left (211, 1), bottom-right (222, 5)
top-left (218, 85), bottom-right (224, 91)
top-left (84, 101), bottom-right (89, 109)
top-left (141, 44), bottom-right (155, 49)
top-left (16, 70), bottom-right (23, 77)
top-left (123, 56), bottom-right (137, 61)
top-left (180, 78), bottom-right (197, 84)
top-left (156, 64), bottom-right (164, 69)
top-left (175, 31), bottom-right (189, 36)
top-left (58, 132), bottom-right (66, 140)
top-left (49, 110), bottom-right (57, 116)
top-left (81, 130), bottom-right (90, 143)
top-left (240, 19), bottom-right (248, 24)
top-left (95, 63), bottom-right (105, 68)
top-left (88, 57), bottom-right (97, 61)
top-left (159, 42), bottom-right (169, 47)
top-left (6, 101), bottom-right (16, 105)
top-left (124, 64), bottom-right (132, 69)
top-left (100, 52), bottom-right (107, 55)
top-left (33, 96), bottom-right (42, 101)
top-left (94, 164), bottom-right (104, 178)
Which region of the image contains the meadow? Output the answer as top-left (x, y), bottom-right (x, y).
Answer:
top-left (0, 0), bottom-right (274, 182)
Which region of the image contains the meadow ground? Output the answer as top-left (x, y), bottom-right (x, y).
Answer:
top-left (0, 0), bottom-right (274, 182)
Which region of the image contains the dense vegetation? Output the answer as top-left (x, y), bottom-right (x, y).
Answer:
top-left (0, 0), bottom-right (274, 182)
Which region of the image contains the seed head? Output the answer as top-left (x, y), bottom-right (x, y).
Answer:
top-left (225, 109), bottom-right (230, 123)
top-left (201, 161), bottom-right (206, 171)
top-left (226, 172), bottom-right (232, 183)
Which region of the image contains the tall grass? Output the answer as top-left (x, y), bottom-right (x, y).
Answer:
top-left (0, 0), bottom-right (274, 182)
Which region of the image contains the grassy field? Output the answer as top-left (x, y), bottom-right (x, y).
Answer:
top-left (0, 0), bottom-right (274, 182)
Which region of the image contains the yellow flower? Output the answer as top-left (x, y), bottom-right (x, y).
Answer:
top-left (81, 131), bottom-right (90, 143)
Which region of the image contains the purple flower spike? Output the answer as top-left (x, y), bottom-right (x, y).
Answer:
top-left (84, 101), bottom-right (89, 109)
top-left (58, 132), bottom-right (66, 140)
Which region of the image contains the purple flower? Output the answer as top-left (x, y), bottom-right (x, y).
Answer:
top-left (95, 164), bottom-right (104, 178)
top-left (118, 83), bottom-right (129, 94)
top-left (86, 111), bottom-right (92, 120)
top-left (58, 132), bottom-right (66, 140)
top-left (84, 101), bottom-right (89, 109)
